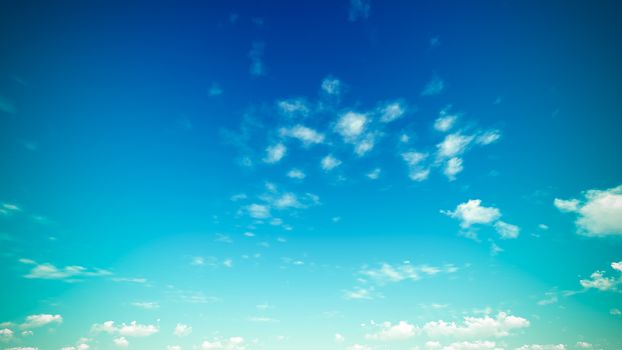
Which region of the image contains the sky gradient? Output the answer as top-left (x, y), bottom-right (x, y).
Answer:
top-left (1, 1), bottom-right (622, 350)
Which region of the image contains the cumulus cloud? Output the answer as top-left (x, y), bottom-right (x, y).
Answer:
top-left (378, 101), bottom-right (407, 123)
top-left (286, 168), bottom-right (306, 179)
top-left (424, 312), bottom-right (529, 338)
top-left (321, 76), bottom-right (342, 96)
top-left (437, 133), bottom-right (474, 158)
top-left (321, 155), bottom-right (342, 171)
top-left (247, 204), bottom-right (270, 219)
top-left (113, 337), bottom-right (129, 347)
top-left (173, 323), bottom-right (192, 337)
top-left (402, 151), bottom-right (430, 181)
top-left (434, 115), bottom-right (458, 132)
top-left (554, 184), bottom-right (622, 236)
top-left (444, 157), bottom-right (463, 181)
top-left (18, 259), bottom-right (111, 281)
top-left (440, 340), bottom-right (501, 350)
top-left (263, 143), bottom-right (286, 163)
top-left (21, 314), bottom-right (62, 329)
top-left (279, 125), bottom-right (324, 145)
top-left (443, 200), bottom-right (519, 240)
top-left (365, 321), bottom-right (418, 341)
top-left (201, 337), bottom-right (245, 350)
top-left (92, 321), bottom-right (158, 337)
top-left (579, 261), bottom-right (622, 291)
top-left (335, 111), bottom-right (368, 142)
top-left (0, 328), bottom-right (14, 340)
top-left (277, 98), bottom-right (310, 118)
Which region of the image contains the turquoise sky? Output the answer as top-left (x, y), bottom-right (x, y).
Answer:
top-left (1, 1), bottom-right (622, 350)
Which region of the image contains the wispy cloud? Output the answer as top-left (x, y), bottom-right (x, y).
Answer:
top-left (349, 0), bottom-right (371, 21)
top-left (19, 259), bottom-right (112, 282)
top-left (248, 41), bottom-right (266, 77)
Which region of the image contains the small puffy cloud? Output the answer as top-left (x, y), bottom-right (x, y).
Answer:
top-left (113, 337), bottom-right (129, 347)
top-left (342, 287), bottom-right (376, 300)
top-left (423, 312), bottom-right (529, 338)
top-left (335, 111), bottom-right (368, 142)
top-left (378, 101), bottom-right (406, 123)
top-left (361, 262), bottom-right (457, 285)
top-left (21, 314), bottom-right (62, 329)
top-left (442, 200), bottom-right (501, 228)
top-left (515, 345), bottom-right (566, 350)
top-left (321, 76), bottom-right (342, 96)
top-left (349, 0), bottom-right (370, 21)
top-left (92, 321), bottom-right (158, 337)
top-left (612, 261), bottom-right (622, 272)
top-left (437, 133), bottom-right (474, 158)
top-left (610, 308), bottom-right (621, 315)
top-left (173, 323), bottom-right (192, 337)
top-left (279, 125), bottom-right (324, 145)
top-left (335, 333), bottom-right (345, 343)
top-left (554, 184), bottom-right (622, 236)
top-left (277, 99), bottom-right (310, 118)
top-left (576, 342), bottom-right (592, 349)
top-left (434, 115), bottom-right (457, 132)
top-left (201, 337), bottom-right (245, 350)
top-left (273, 193), bottom-right (303, 209)
top-left (247, 204), bottom-right (271, 219)
top-left (444, 157), bottom-right (463, 181)
top-left (263, 143), bottom-right (286, 163)
top-left (579, 262), bottom-right (622, 292)
top-left (286, 168), bottom-right (306, 179)
top-left (365, 321), bottom-right (418, 341)
top-left (366, 168), bottom-right (381, 180)
top-left (494, 221), bottom-right (520, 239)
top-left (0, 328), bottom-right (14, 340)
top-left (321, 155), bottom-right (342, 171)
top-left (402, 151), bottom-right (429, 182)
top-left (421, 76), bottom-right (445, 96)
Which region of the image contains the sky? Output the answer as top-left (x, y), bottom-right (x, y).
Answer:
top-left (1, 1), bottom-right (622, 350)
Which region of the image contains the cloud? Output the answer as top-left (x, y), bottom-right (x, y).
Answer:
top-left (444, 157), bottom-right (463, 181)
top-left (434, 115), bottom-right (457, 132)
top-left (286, 168), bottom-right (306, 179)
top-left (402, 151), bottom-right (430, 181)
top-left (554, 184), bottom-right (622, 236)
top-left (279, 125), bottom-right (324, 145)
top-left (579, 261), bottom-right (622, 291)
top-left (321, 155), bottom-right (342, 171)
top-left (263, 143), bottom-right (286, 163)
top-left (443, 200), bottom-right (519, 240)
top-left (173, 323), bottom-right (192, 337)
top-left (366, 168), bottom-right (381, 180)
top-left (277, 99), bottom-right (310, 118)
top-left (246, 203), bottom-right (270, 219)
top-left (476, 130), bottom-right (501, 145)
top-left (131, 302), bottom-right (159, 310)
top-left (6, 348), bottom-right (38, 350)
top-left (437, 133), bottom-right (474, 158)
top-left (440, 341), bottom-right (501, 350)
top-left (92, 321), bottom-right (158, 337)
top-left (515, 345), bottom-right (566, 350)
top-left (18, 259), bottom-right (111, 281)
top-left (360, 262), bottom-right (458, 285)
top-left (113, 337), bottom-right (129, 347)
top-left (21, 314), bottom-right (62, 329)
top-left (335, 111), bottom-right (368, 142)
top-left (342, 287), bottom-right (377, 300)
top-left (421, 76), bottom-right (445, 96)
top-left (349, 0), bottom-right (371, 21)
top-left (248, 41), bottom-right (265, 76)
top-left (576, 342), bottom-right (592, 349)
top-left (0, 328), bottom-right (13, 340)
top-left (378, 101), bottom-right (407, 123)
top-left (201, 337), bottom-right (245, 350)
top-left (423, 312), bottom-right (529, 338)
top-left (0, 202), bottom-right (21, 215)
top-left (321, 76), bottom-right (342, 96)
top-left (365, 321), bottom-right (418, 341)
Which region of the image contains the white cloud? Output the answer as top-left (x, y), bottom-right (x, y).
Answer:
top-left (277, 99), bottom-right (309, 117)
top-left (494, 221), bottom-right (520, 239)
top-left (173, 323), bottom-right (192, 337)
top-left (515, 345), bottom-right (566, 350)
top-left (167, 346), bottom-right (182, 350)
top-left (367, 168), bottom-right (381, 180)
top-left (422, 76), bottom-right (445, 96)
top-left (113, 337), bottom-right (129, 347)
top-left (554, 184), bottom-right (622, 236)
top-left (273, 193), bottom-right (303, 209)
top-left (279, 125), bottom-right (324, 145)
top-left (365, 321), bottom-right (418, 341)
top-left (349, 0), bottom-right (371, 21)
top-left (442, 200), bottom-right (501, 228)
top-left (0, 328), bottom-right (13, 340)
top-left (247, 204), bottom-right (270, 219)
top-left (437, 133), bottom-right (474, 158)
top-left (131, 302), bottom-right (159, 310)
top-left (19, 259), bottom-right (111, 281)
top-left (6, 348), bottom-right (38, 350)
top-left (434, 115), bottom-right (457, 132)
top-left (321, 155), bottom-right (342, 171)
top-left (21, 314), bottom-right (62, 329)
top-left (361, 262), bottom-right (457, 285)
top-left (335, 111), bottom-right (368, 142)
top-left (0, 202), bottom-right (21, 215)
top-left (287, 168), bottom-right (306, 179)
top-left (441, 341), bottom-right (501, 350)
top-left (402, 151), bottom-right (429, 182)
top-left (612, 261), bottom-right (622, 272)
top-left (579, 264), bottom-right (621, 291)
top-left (348, 345), bottom-right (371, 350)
top-left (92, 321), bottom-right (158, 337)
top-left (379, 101), bottom-right (406, 123)
top-left (321, 77), bottom-right (342, 95)
top-left (476, 130), bottom-right (501, 145)
top-left (201, 337), bottom-right (245, 350)
top-left (263, 143), bottom-right (286, 163)
top-left (335, 333), bottom-right (345, 343)
top-left (343, 287), bottom-right (375, 300)
top-left (610, 308), bottom-right (621, 315)
top-left (576, 342), bottom-right (592, 349)
top-left (444, 157), bottom-right (463, 180)
top-left (424, 312), bottom-right (529, 338)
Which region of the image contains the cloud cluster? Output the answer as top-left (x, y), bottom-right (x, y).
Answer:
top-left (442, 200), bottom-right (519, 240)
top-left (91, 321), bottom-right (158, 337)
top-left (18, 259), bottom-right (111, 281)
top-left (579, 260), bottom-right (622, 291)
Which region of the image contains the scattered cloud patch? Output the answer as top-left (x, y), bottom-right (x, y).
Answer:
top-left (554, 184), bottom-right (622, 236)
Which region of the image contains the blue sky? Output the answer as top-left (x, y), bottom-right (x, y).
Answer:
top-left (1, 1), bottom-right (622, 350)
